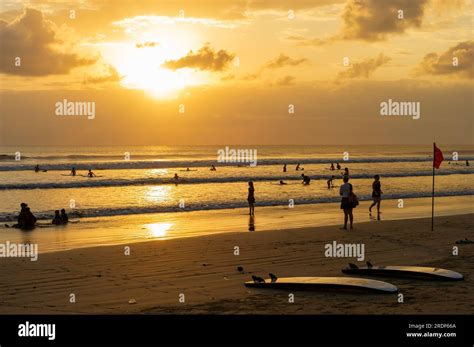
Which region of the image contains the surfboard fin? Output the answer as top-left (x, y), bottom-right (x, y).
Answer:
top-left (349, 263), bottom-right (359, 270)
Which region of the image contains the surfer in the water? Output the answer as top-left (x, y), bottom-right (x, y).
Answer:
top-left (279, 180), bottom-right (287, 185)
top-left (12, 204), bottom-right (37, 230)
top-left (71, 167), bottom-right (76, 176)
top-left (210, 165), bottom-right (216, 171)
top-left (247, 181), bottom-right (255, 216)
top-left (34, 165), bottom-right (40, 173)
top-left (87, 169), bottom-right (96, 177)
top-left (301, 174), bottom-right (311, 185)
top-left (330, 163), bottom-right (335, 171)
top-left (174, 173), bottom-right (179, 182)
top-left (336, 163), bottom-right (341, 170)
top-left (283, 164), bottom-right (287, 172)
top-left (369, 175), bottom-right (382, 217)
top-left (342, 167), bottom-right (349, 176)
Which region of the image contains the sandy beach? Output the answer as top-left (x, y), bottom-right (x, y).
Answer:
top-left (0, 213), bottom-right (472, 315)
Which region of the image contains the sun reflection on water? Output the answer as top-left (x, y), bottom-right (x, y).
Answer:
top-left (146, 222), bottom-right (173, 239)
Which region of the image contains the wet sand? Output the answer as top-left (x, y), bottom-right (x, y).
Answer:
top-left (0, 213), bottom-right (472, 314)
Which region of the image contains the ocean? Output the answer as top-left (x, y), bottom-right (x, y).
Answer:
top-left (0, 145), bottom-right (473, 223)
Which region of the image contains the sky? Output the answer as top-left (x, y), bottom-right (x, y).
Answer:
top-left (0, 0), bottom-right (472, 145)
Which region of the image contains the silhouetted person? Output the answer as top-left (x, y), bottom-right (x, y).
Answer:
top-left (23, 207), bottom-right (37, 230)
top-left (61, 209), bottom-right (69, 224)
top-left (174, 173), bottom-right (179, 181)
top-left (301, 174), bottom-right (311, 185)
top-left (343, 167), bottom-right (349, 176)
top-left (52, 210), bottom-right (62, 225)
top-left (71, 167), bottom-right (76, 176)
top-left (336, 163), bottom-right (341, 170)
top-left (327, 175), bottom-right (335, 189)
top-left (17, 203), bottom-right (28, 229)
top-left (340, 175), bottom-right (354, 230)
top-left (87, 169), bottom-right (96, 177)
top-left (210, 165), bottom-right (216, 171)
top-left (330, 163), bottom-right (335, 171)
top-left (283, 164), bottom-right (287, 172)
top-left (369, 175), bottom-right (382, 216)
top-left (34, 165), bottom-right (40, 173)
top-left (296, 163), bottom-right (300, 171)
top-left (279, 180), bottom-right (287, 185)
top-left (467, 160), bottom-right (470, 167)
top-left (247, 181), bottom-right (255, 215)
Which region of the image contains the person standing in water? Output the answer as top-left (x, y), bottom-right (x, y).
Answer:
top-left (247, 181), bottom-right (255, 215)
top-left (369, 175), bottom-right (382, 216)
top-left (283, 164), bottom-right (287, 172)
top-left (87, 169), bottom-right (96, 177)
top-left (34, 165), bottom-right (40, 173)
top-left (330, 163), bottom-right (335, 171)
top-left (71, 167), bottom-right (76, 176)
top-left (340, 175), bottom-right (354, 230)
top-left (467, 160), bottom-right (470, 167)
top-left (336, 163), bottom-right (341, 170)
top-left (327, 175), bottom-right (335, 189)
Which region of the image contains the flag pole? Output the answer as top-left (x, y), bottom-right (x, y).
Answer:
top-left (431, 142), bottom-right (435, 231)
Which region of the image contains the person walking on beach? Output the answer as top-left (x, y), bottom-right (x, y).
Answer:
top-left (467, 160), bottom-right (470, 167)
top-left (327, 175), bottom-right (335, 189)
top-left (369, 175), bottom-right (382, 217)
top-left (340, 175), bottom-right (355, 230)
top-left (247, 181), bottom-right (255, 215)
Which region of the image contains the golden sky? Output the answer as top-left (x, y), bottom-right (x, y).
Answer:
top-left (0, 0), bottom-right (472, 145)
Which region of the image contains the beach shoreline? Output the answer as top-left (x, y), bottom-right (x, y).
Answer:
top-left (0, 213), bottom-right (472, 314)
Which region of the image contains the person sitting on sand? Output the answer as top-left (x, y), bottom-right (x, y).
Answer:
top-left (71, 167), bottom-right (76, 176)
top-left (283, 164), bottom-right (287, 172)
top-left (247, 181), bottom-right (255, 216)
top-left (34, 165), bottom-right (40, 173)
top-left (369, 175), bottom-right (382, 216)
top-left (23, 207), bottom-right (37, 230)
top-left (327, 175), bottom-right (335, 189)
top-left (336, 163), bottom-right (341, 170)
top-left (330, 163), bottom-right (335, 171)
top-left (52, 210), bottom-right (62, 225)
top-left (301, 174), bottom-right (311, 185)
top-left (279, 180), bottom-right (287, 185)
top-left (87, 169), bottom-right (96, 177)
top-left (16, 203), bottom-right (28, 229)
top-left (210, 165), bottom-right (216, 171)
top-left (340, 175), bottom-right (355, 230)
top-left (61, 209), bottom-right (69, 224)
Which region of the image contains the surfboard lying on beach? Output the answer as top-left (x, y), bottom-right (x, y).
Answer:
top-left (244, 277), bottom-right (398, 293)
top-left (342, 265), bottom-right (464, 281)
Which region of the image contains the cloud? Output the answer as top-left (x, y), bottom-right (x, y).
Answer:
top-left (264, 54), bottom-right (308, 68)
top-left (162, 45), bottom-right (235, 72)
top-left (337, 53), bottom-right (391, 79)
top-left (275, 75), bottom-right (296, 86)
top-left (0, 8), bottom-right (96, 76)
top-left (84, 65), bottom-right (122, 84)
top-left (340, 0), bottom-right (429, 41)
top-left (135, 41), bottom-right (159, 48)
top-left (415, 40), bottom-right (474, 79)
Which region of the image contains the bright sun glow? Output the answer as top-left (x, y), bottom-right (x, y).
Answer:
top-left (103, 38), bottom-right (204, 98)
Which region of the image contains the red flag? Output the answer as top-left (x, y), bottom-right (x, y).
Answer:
top-left (433, 143), bottom-right (444, 169)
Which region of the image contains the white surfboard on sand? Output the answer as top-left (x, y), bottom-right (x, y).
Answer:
top-left (245, 277), bottom-right (398, 293)
top-left (342, 265), bottom-right (463, 281)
